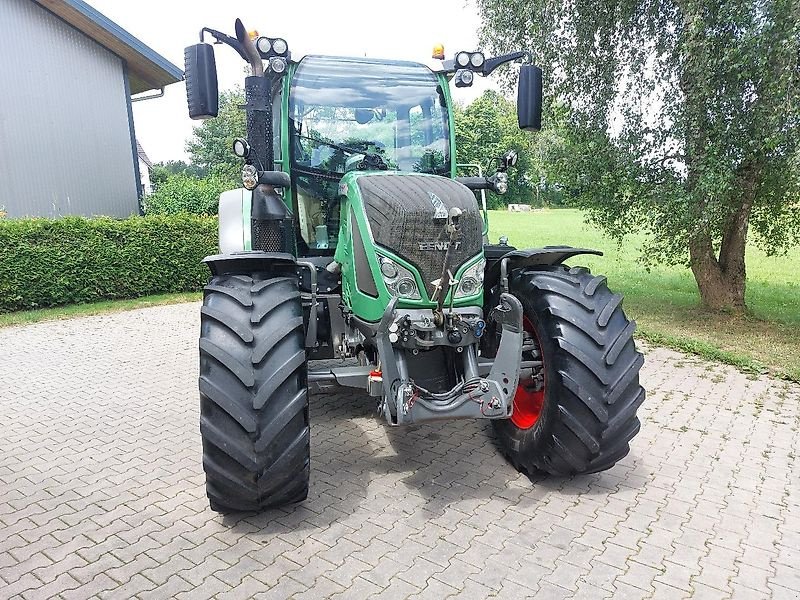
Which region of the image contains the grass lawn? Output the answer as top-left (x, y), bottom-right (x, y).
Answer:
top-left (489, 208), bottom-right (800, 381)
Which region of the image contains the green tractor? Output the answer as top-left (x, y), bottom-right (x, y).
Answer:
top-left (185, 19), bottom-right (645, 513)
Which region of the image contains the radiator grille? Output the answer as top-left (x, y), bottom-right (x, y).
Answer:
top-left (357, 174), bottom-right (483, 298)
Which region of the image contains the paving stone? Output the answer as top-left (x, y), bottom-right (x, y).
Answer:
top-left (138, 573), bottom-right (194, 599)
top-left (98, 573), bottom-right (157, 598)
top-left (217, 574), bottom-right (272, 599)
top-left (60, 573), bottom-right (118, 600)
top-left (0, 306), bottom-right (797, 599)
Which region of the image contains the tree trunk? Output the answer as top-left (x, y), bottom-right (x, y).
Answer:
top-left (688, 233), bottom-right (746, 311)
top-left (688, 162), bottom-right (760, 312)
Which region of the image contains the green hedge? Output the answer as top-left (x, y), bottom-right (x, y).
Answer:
top-left (0, 215), bottom-right (218, 313)
top-left (143, 173), bottom-right (231, 215)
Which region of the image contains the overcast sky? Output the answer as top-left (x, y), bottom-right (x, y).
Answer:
top-left (84, 0), bottom-right (498, 164)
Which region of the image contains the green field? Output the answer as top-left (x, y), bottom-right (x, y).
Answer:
top-left (489, 209), bottom-right (800, 381)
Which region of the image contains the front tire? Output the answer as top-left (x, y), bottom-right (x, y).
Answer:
top-left (493, 266), bottom-right (645, 475)
top-left (199, 273), bottom-right (309, 513)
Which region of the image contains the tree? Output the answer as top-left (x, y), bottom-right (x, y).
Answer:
top-left (150, 160), bottom-right (206, 192)
top-left (477, 0), bottom-right (800, 311)
top-left (186, 88), bottom-right (246, 186)
top-left (453, 90), bottom-right (538, 207)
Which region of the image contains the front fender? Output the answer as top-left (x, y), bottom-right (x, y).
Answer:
top-left (203, 251), bottom-right (296, 277)
top-left (485, 245), bottom-right (603, 289)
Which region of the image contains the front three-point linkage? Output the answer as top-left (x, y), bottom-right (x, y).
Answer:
top-left (430, 207), bottom-right (465, 325)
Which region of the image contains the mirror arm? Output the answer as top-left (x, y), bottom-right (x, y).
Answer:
top-left (481, 51), bottom-right (532, 76)
top-left (199, 27), bottom-right (249, 62)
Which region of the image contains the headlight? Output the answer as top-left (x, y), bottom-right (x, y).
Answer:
top-left (494, 171), bottom-right (508, 194)
top-left (232, 138), bottom-right (250, 158)
top-left (455, 52), bottom-right (470, 67)
top-left (379, 257), bottom-right (421, 300)
top-left (380, 260), bottom-right (398, 279)
top-left (455, 259), bottom-right (485, 298)
top-left (455, 69), bottom-right (474, 87)
top-left (396, 278), bottom-right (417, 297)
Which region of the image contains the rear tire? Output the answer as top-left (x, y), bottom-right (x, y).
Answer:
top-left (199, 273), bottom-right (309, 513)
top-left (493, 266), bottom-right (645, 475)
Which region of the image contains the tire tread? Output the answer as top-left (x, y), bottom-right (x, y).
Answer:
top-left (493, 265), bottom-right (645, 476)
top-left (199, 273), bottom-right (309, 513)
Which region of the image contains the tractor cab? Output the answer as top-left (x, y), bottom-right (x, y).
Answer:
top-left (287, 56), bottom-right (452, 255)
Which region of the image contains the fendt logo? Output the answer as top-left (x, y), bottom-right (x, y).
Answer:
top-left (428, 192), bottom-right (449, 220)
top-left (419, 241), bottom-right (461, 251)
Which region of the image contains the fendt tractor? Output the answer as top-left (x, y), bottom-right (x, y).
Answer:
top-left (184, 19), bottom-right (645, 513)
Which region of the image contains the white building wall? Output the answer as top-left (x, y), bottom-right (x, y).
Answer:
top-left (138, 158), bottom-right (152, 196)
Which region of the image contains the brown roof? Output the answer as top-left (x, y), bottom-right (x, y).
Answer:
top-left (136, 141), bottom-right (152, 169)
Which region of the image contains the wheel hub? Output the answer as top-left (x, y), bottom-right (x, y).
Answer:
top-left (511, 317), bottom-right (545, 429)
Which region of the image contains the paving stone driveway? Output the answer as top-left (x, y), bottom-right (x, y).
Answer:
top-left (0, 303), bottom-right (798, 600)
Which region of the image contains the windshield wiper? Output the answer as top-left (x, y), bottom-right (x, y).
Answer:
top-left (298, 135), bottom-right (388, 169)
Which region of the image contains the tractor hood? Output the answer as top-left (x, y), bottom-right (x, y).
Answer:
top-left (354, 173), bottom-right (483, 299)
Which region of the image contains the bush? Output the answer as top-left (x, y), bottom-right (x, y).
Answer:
top-left (143, 173), bottom-right (232, 216)
top-left (0, 215), bottom-right (218, 312)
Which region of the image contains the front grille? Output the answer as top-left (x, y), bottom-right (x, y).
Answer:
top-left (357, 174), bottom-right (483, 298)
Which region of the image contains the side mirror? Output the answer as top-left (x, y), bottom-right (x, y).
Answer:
top-left (184, 43), bottom-right (219, 120)
top-left (517, 65), bottom-right (542, 131)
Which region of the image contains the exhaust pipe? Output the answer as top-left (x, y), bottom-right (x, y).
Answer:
top-left (234, 18), bottom-right (263, 77)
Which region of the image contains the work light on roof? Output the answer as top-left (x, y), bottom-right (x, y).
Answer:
top-left (270, 57), bottom-right (287, 74)
top-left (271, 38), bottom-right (288, 55)
top-left (256, 36), bottom-right (271, 54)
top-left (454, 68), bottom-right (474, 87)
top-left (255, 36), bottom-right (288, 58)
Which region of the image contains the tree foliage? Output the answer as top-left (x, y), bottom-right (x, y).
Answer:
top-left (186, 88), bottom-right (245, 186)
top-left (453, 90), bottom-right (536, 207)
top-left (454, 90), bottom-right (568, 207)
top-left (143, 173), bottom-right (230, 216)
top-left (150, 160), bottom-right (206, 192)
top-left (478, 0), bottom-right (800, 310)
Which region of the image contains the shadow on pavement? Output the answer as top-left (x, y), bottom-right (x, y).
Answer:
top-left (225, 384), bottom-right (645, 533)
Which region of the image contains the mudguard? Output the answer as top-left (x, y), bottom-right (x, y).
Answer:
top-left (203, 251), bottom-right (296, 276)
top-left (485, 245), bottom-right (603, 291)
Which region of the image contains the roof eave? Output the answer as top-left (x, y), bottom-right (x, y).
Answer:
top-left (34, 0), bottom-right (183, 95)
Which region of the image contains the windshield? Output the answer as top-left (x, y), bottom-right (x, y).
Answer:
top-left (289, 56), bottom-right (451, 176)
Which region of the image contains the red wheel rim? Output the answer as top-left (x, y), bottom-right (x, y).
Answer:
top-left (511, 316), bottom-right (545, 430)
